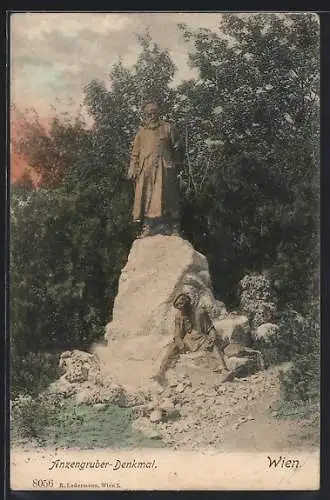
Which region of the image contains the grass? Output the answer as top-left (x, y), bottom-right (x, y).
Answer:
top-left (274, 398), bottom-right (319, 420)
top-left (11, 401), bottom-right (165, 449)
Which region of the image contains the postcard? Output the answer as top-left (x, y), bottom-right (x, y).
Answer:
top-left (9, 11), bottom-right (320, 491)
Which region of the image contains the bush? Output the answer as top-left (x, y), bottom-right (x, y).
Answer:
top-left (256, 309), bottom-right (318, 363)
top-left (11, 392), bottom-right (62, 440)
top-left (11, 350), bottom-right (61, 398)
top-left (279, 352), bottom-right (320, 402)
top-left (255, 308), bottom-right (320, 402)
top-left (11, 392), bottom-right (88, 443)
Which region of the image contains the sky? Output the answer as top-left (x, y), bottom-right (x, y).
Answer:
top-left (11, 12), bottom-right (226, 119)
top-left (9, 12), bottom-right (229, 182)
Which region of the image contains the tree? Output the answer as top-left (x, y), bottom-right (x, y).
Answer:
top-left (175, 13), bottom-right (319, 308)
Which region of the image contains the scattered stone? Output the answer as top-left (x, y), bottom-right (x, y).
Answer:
top-left (159, 398), bottom-right (180, 420)
top-left (93, 403), bottom-right (107, 410)
top-left (214, 315), bottom-right (251, 346)
top-left (149, 409), bottom-right (163, 423)
top-left (47, 378), bottom-right (77, 398)
top-left (205, 391), bottom-right (217, 398)
top-left (146, 402), bottom-right (156, 412)
top-left (42, 243), bottom-right (290, 453)
top-left (76, 389), bottom-right (94, 405)
top-left (149, 431), bottom-right (162, 440)
top-left (226, 356), bottom-right (258, 378)
top-left (176, 383), bottom-right (185, 393)
top-left (255, 323), bottom-right (279, 341)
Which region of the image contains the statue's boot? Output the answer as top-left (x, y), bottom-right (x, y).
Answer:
top-left (137, 223), bottom-right (153, 238)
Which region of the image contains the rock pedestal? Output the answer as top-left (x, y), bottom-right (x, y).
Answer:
top-left (47, 236), bottom-right (270, 408)
top-left (106, 235), bottom-right (217, 340)
top-left (93, 235), bottom-right (225, 392)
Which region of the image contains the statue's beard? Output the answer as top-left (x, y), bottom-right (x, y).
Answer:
top-left (146, 117), bottom-right (159, 127)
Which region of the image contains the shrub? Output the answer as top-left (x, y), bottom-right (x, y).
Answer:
top-left (279, 353), bottom-right (320, 402)
top-left (256, 309), bottom-right (318, 364)
top-left (255, 308), bottom-right (320, 402)
top-left (11, 350), bottom-right (61, 398)
top-left (11, 392), bottom-right (62, 440)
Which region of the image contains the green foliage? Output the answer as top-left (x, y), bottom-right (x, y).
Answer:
top-left (11, 397), bottom-right (163, 448)
top-left (11, 114), bottom-right (136, 358)
top-left (273, 398), bottom-right (319, 423)
top-left (11, 393), bottom-right (61, 440)
top-left (256, 309), bottom-right (320, 402)
top-left (260, 310), bottom-right (319, 363)
top-left (10, 351), bottom-right (61, 399)
top-left (278, 311), bottom-right (320, 402)
top-left (176, 13), bottom-right (319, 307)
top-left (15, 113), bottom-right (91, 187)
top-left (279, 352), bottom-right (320, 402)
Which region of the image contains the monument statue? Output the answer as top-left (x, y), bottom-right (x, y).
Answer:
top-left (153, 293), bottom-right (230, 384)
top-left (127, 101), bottom-right (183, 238)
top-left (153, 292), bottom-right (265, 385)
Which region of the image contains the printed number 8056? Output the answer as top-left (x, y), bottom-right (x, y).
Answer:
top-left (32, 479), bottom-right (54, 488)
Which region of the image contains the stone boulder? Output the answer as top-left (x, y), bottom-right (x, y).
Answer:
top-left (94, 235), bottom-right (226, 392)
top-left (47, 377), bottom-right (77, 398)
top-left (212, 300), bottom-right (228, 320)
top-left (59, 350), bottom-right (102, 385)
top-left (47, 350), bottom-right (103, 398)
top-left (105, 235), bottom-right (221, 341)
top-left (226, 356), bottom-right (255, 377)
top-left (48, 349), bottom-right (149, 407)
top-left (255, 322), bottom-right (279, 341)
top-left (213, 314), bottom-right (252, 346)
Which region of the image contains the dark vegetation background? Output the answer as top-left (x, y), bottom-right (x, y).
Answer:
top-left (10, 14), bottom-right (320, 403)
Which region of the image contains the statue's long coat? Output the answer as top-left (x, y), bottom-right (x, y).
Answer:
top-left (128, 120), bottom-right (181, 221)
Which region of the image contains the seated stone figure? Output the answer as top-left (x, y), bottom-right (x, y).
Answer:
top-left (153, 293), bottom-right (229, 384)
top-left (153, 293), bottom-right (265, 385)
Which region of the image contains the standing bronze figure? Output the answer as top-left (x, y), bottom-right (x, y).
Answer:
top-left (127, 101), bottom-right (182, 237)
